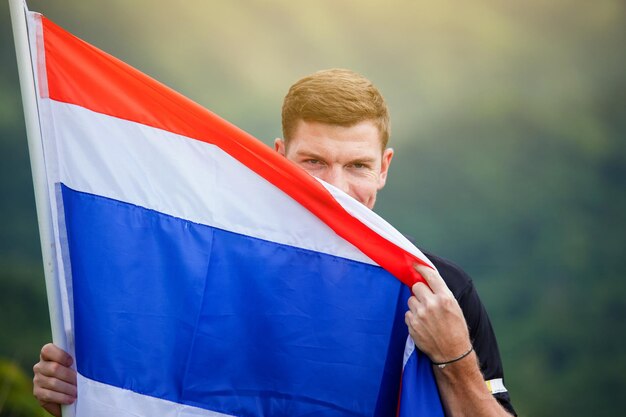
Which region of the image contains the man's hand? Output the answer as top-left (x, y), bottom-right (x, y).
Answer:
top-left (405, 263), bottom-right (472, 363)
top-left (33, 343), bottom-right (77, 417)
top-left (406, 264), bottom-right (514, 416)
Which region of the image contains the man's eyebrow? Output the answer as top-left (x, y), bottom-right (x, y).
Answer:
top-left (293, 151), bottom-right (376, 165)
top-left (294, 150), bottom-right (327, 160)
top-left (341, 156), bottom-right (377, 167)
top-left (348, 157), bottom-right (376, 164)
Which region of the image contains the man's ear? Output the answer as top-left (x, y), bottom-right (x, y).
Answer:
top-left (274, 138), bottom-right (286, 156)
top-left (378, 147), bottom-right (394, 189)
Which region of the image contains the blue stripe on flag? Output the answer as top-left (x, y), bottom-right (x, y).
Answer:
top-left (398, 350), bottom-right (444, 417)
top-left (61, 184), bottom-right (414, 416)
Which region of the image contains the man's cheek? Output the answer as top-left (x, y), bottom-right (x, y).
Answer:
top-left (350, 183), bottom-right (377, 205)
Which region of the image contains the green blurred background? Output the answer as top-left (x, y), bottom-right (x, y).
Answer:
top-left (1, 0), bottom-right (624, 415)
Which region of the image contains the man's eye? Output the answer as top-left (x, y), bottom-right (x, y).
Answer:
top-left (304, 159), bottom-right (321, 165)
top-left (350, 163), bottom-right (367, 169)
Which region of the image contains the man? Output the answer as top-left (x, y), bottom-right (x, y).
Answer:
top-left (33, 69), bottom-right (516, 416)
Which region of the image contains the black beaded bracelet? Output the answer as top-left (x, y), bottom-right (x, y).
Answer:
top-left (432, 346), bottom-right (474, 369)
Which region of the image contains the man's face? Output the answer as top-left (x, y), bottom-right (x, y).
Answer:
top-left (274, 120), bottom-right (394, 209)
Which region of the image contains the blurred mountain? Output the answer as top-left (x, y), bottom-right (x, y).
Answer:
top-left (1, 1), bottom-right (625, 416)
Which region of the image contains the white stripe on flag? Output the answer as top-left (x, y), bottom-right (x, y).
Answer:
top-left (75, 373), bottom-right (235, 417)
top-left (43, 99), bottom-right (376, 264)
top-left (402, 336), bottom-right (416, 369)
top-left (320, 180), bottom-right (435, 268)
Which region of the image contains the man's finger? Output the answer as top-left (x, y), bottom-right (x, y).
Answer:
top-left (34, 386), bottom-right (76, 406)
top-left (34, 373), bottom-right (78, 398)
top-left (34, 361), bottom-right (77, 385)
top-left (407, 295), bottom-right (419, 313)
top-left (411, 281), bottom-right (432, 303)
top-left (413, 263), bottom-right (450, 295)
top-left (40, 343), bottom-right (73, 368)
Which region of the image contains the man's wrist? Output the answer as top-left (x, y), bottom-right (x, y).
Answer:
top-left (432, 349), bottom-right (481, 379)
top-left (432, 345), bottom-right (474, 369)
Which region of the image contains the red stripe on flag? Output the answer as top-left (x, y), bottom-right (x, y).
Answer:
top-left (41, 15), bottom-right (429, 287)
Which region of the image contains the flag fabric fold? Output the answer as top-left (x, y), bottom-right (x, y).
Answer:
top-left (24, 9), bottom-right (444, 417)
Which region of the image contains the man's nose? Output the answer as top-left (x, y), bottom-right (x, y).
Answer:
top-left (322, 166), bottom-right (350, 195)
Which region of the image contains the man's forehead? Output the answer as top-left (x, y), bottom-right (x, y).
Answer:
top-left (293, 119), bottom-right (383, 142)
top-left (290, 120), bottom-right (382, 147)
top-left (290, 133), bottom-right (378, 149)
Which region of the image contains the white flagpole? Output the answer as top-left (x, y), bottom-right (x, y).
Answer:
top-left (9, 0), bottom-right (67, 351)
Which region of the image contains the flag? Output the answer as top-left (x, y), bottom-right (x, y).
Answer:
top-left (22, 8), bottom-right (444, 417)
